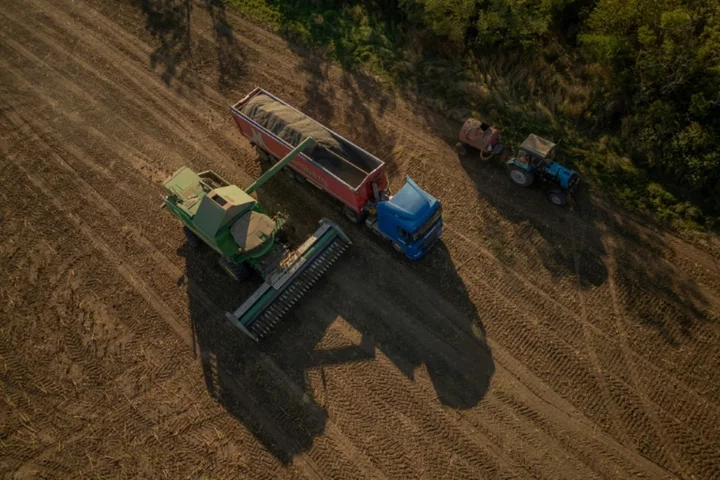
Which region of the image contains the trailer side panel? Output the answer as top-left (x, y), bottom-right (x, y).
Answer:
top-left (230, 88), bottom-right (387, 214)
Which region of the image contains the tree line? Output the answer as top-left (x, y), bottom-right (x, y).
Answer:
top-left (398, 0), bottom-right (720, 210)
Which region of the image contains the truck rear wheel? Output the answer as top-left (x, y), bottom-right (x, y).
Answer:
top-left (283, 167), bottom-right (296, 181)
top-left (509, 166), bottom-right (535, 187)
top-left (343, 206), bottom-right (366, 224)
top-left (218, 257), bottom-right (250, 282)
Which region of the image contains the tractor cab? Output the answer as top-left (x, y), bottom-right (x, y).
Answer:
top-left (516, 134), bottom-right (556, 168)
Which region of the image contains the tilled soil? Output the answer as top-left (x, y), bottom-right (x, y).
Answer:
top-left (1, 0), bottom-right (718, 478)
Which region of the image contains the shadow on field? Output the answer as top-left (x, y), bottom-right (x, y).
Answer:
top-left (131, 0), bottom-right (244, 90)
top-left (287, 46), bottom-right (401, 178)
top-left (180, 240), bottom-right (331, 463)
top-left (454, 141), bottom-right (714, 344)
top-left (179, 157), bottom-right (494, 463)
top-left (604, 213), bottom-right (717, 345)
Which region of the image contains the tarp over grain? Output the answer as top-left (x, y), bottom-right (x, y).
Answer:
top-left (242, 94), bottom-right (381, 187)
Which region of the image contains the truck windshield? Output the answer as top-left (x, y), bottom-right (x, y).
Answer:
top-left (412, 206), bottom-right (442, 243)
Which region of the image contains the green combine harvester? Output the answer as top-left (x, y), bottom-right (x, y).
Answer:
top-left (162, 138), bottom-right (351, 341)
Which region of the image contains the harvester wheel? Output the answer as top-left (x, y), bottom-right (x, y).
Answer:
top-left (276, 226), bottom-right (290, 245)
top-left (509, 166), bottom-right (535, 187)
top-left (218, 257), bottom-right (250, 282)
top-left (283, 167), bottom-right (296, 180)
top-left (547, 190), bottom-right (568, 207)
top-left (455, 142), bottom-right (468, 157)
top-left (183, 226), bottom-right (201, 249)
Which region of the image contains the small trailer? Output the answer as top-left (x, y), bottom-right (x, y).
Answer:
top-left (230, 87), bottom-right (443, 259)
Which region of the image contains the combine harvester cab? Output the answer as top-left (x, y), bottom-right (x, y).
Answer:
top-left (162, 138), bottom-right (350, 341)
top-left (230, 88), bottom-right (443, 260)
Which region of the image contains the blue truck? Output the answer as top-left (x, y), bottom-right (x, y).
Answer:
top-left (230, 87), bottom-right (443, 259)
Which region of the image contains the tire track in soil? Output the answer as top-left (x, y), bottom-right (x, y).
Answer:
top-left (570, 223), bottom-right (633, 446)
top-left (1, 100), bottom-right (388, 479)
top-left (78, 0), bottom-right (720, 318)
top-left (0, 144), bottom-right (329, 480)
top-left (442, 222), bottom-right (720, 424)
top-left (3, 99), bottom-right (519, 478)
top-left (1, 79), bottom-right (410, 476)
top-left (2, 35), bottom-right (624, 478)
top-left (601, 231), bottom-right (718, 479)
top-left (0, 33), bottom-right (374, 477)
top-left (1, 12), bottom-right (524, 480)
top-left (4, 0), bottom-right (716, 476)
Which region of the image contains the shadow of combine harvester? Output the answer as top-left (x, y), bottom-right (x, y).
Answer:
top-left (180, 173), bottom-right (494, 463)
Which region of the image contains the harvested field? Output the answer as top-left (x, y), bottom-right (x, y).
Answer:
top-left (1, 0), bottom-right (718, 478)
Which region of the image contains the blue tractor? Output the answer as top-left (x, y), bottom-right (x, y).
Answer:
top-left (506, 134), bottom-right (582, 206)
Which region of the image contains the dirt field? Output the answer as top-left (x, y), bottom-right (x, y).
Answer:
top-left (1, 0), bottom-right (719, 478)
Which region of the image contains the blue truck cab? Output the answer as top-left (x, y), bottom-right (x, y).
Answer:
top-left (371, 177), bottom-right (443, 259)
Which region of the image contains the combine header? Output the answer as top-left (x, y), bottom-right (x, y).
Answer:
top-left (162, 138), bottom-right (350, 340)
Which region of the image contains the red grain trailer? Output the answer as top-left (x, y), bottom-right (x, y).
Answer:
top-left (229, 87), bottom-right (443, 259)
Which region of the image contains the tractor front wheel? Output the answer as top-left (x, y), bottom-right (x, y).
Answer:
top-left (183, 226), bottom-right (201, 249)
top-left (218, 257), bottom-right (251, 282)
top-left (509, 166), bottom-right (535, 187)
top-left (547, 190), bottom-right (568, 207)
top-left (455, 142), bottom-right (468, 157)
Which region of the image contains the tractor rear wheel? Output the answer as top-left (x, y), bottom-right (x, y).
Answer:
top-left (455, 142), bottom-right (468, 157)
top-left (547, 190), bottom-right (568, 207)
top-left (183, 226), bottom-right (201, 249)
top-left (509, 166), bottom-right (535, 187)
top-left (218, 257), bottom-right (251, 282)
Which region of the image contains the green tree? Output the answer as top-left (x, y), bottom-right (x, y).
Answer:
top-left (580, 1), bottom-right (720, 194)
